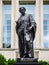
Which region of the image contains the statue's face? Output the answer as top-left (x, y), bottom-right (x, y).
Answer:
top-left (20, 9), bottom-right (25, 15)
top-left (19, 8), bottom-right (26, 15)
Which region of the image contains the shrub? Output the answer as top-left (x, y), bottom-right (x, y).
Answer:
top-left (0, 54), bottom-right (7, 65)
top-left (39, 60), bottom-right (49, 65)
top-left (8, 59), bottom-right (16, 65)
top-left (0, 54), bottom-right (16, 65)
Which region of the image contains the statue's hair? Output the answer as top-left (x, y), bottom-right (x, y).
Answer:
top-left (19, 7), bottom-right (26, 12)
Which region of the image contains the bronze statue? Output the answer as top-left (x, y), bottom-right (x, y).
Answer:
top-left (16, 7), bottom-right (36, 58)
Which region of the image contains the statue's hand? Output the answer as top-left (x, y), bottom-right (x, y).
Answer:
top-left (27, 25), bottom-right (34, 31)
top-left (28, 27), bottom-right (32, 30)
top-left (27, 22), bottom-right (36, 31)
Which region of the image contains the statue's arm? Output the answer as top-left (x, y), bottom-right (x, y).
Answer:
top-left (15, 19), bottom-right (23, 35)
top-left (15, 20), bottom-right (20, 35)
top-left (28, 14), bottom-right (37, 33)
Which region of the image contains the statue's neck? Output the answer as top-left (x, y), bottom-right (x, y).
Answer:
top-left (22, 13), bottom-right (26, 16)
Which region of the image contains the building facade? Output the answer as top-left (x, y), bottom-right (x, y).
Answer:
top-left (0, 0), bottom-right (49, 61)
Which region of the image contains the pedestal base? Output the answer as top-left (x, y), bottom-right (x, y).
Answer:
top-left (17, 58), bottom-right (38, 62)
top-left (13, 58), bottom-right (41, 65)
top-left (14, 62), bottom-right (41, 65)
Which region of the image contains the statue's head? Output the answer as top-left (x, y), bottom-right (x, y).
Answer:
top-left (19, 7), bottom-right (26, 15)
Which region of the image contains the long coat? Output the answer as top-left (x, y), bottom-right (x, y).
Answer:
top-left (16, 14), bottom-right (37, 57)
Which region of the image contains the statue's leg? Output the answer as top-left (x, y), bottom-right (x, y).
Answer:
top-left (23, 42), bottom-right (29, 58)
top-left (19, 35), bottom-right (24, 58)
top-left (26, 40), bottom-right (34, 58)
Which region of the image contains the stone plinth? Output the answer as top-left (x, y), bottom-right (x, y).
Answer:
top-left (13, 58), bottom-right (41, 65)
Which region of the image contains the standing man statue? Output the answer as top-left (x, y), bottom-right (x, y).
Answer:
top-left (16, 7), bottom-right (37, 58)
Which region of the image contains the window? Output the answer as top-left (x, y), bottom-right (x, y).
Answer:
top-left (3, 4), bottom-right (11, 48)
top-left (43, 4), bottom-right (49, 48)
top-left (19, 1), bottom-right (36, 48)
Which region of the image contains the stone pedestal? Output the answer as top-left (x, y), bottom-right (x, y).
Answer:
top-left (14, 58), bottom-right (41, 65)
